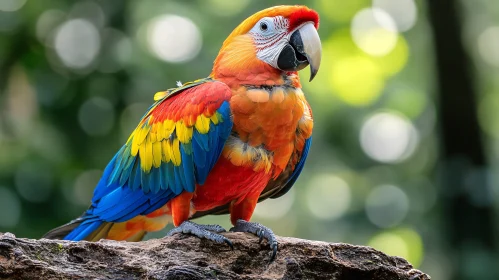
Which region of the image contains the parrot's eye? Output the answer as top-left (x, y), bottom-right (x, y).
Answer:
top-left (260, 22), bottom-right (268, 31)
top-left (249, 17), bottom-right (279, 36)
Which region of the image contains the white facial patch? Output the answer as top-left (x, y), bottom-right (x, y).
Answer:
top-left (249, 16), bottom-right (290, 69)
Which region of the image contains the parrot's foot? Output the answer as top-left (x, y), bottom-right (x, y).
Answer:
top-left (166, 221), bottom-right (233, 249)
top-left (230, 219), bottom-right (278, 262)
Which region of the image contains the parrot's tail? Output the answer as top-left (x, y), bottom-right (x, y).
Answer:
top-left (43, 216), bottom-right (149, 242)
top-left (43, 215), bottom-right (114, 241)
top-left (42, 219), bottom-right (82, 240)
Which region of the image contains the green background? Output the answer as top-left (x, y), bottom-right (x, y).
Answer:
top-left (0, 1), bottom-right (497, 279)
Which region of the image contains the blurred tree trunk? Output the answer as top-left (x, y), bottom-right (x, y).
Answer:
top-left (427, 0), bottom-right (497, 279)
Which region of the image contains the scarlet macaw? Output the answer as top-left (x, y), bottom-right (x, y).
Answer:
top-left (44, 5), bottom-right (321, 261)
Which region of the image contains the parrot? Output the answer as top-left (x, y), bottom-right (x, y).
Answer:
top-left (43, 5), bottom-right (321, 261)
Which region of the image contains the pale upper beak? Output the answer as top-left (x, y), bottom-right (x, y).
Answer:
top-left (276, 22), bottom-right (322, 81)
top-left (297, 23), bottom-right (322, 81)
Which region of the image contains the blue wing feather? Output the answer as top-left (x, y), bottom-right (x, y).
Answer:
top-left (192, 132), bottom-right (207, 167)
top-left (65, 220), bottom-right (102, 241)
top-left (150, 167), bottom-right (161, 194)
top-left (141, 169), bottom-right (151, 194)
top-left (119, 154), bottom-right (136, 186)
top-left (131, 161), bottom-right (142, 191)
top-left (109, 146), bottom-right (126, 184)
top-left (165, 163), bottom-right (175, 193)
top-left (181, 144), bottom-right (196, 192)
top-left (194, 131), bottom-right (209, 151)
top-left (63, 81), bottom-right (233, 241)
top-left (92, 154), bottom-right (121, 205)
top-left (173, 165), bottom-right (184, 194)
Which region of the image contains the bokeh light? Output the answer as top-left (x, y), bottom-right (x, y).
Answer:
top-left (78, 97), bottom-right (115, 136)
top-left (331, 55), bottom-right (385, 106)
top-left (99, 28), bottom-right (132, 73)
top-left (371, 34), bottom-right (409, 77)
top-left (365, 184), bottom-right (409, 228)
top-left (478, 26), bottom-right (499, 68)
top-left (306, 174), bottom-right (351, 220)
top-left (73, 170), bottom-right (102, 206)
top-left (371, 231), bottom-right (408, 258)
top-left (351, 8), bottom-right (398, 56)
top-left (5, 66), bottom-right (38, 135)
top-left (318, 0), bottom-right (369, 23)
top-left (36, 10), bottom-right (65, 43)
top-left (0, 187), bottom-right (21, 228)
top-left (368, 228), bottom-right (423, 267)
top-left (254, 188), bottom-right (295, 219)
top-left (54, 19), bottom-right (101, 70)
top-left (360, 111), bottom-right (419, 163)
top-left (68, 1), bottom-right (106, 28)
top-left (372, 0), bottom-right (418, 32)
top-left (322, 29), bottom-right (409, 107)
top-left (0, 0), bottom-right (26, 12)
top-left (478, 93), bottom-right (499, 139)
top-left (146, 15), bottom-right (202, 63)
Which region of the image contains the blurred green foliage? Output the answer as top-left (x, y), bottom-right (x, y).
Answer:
top-left (0, 1), bottom-right (498, 279)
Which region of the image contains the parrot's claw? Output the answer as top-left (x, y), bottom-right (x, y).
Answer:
top-left (195, 223), bottom-right (227, 233)
top-left (167, 221), bottom-right (233, 249)
top-left (230, 219), bottom-right (278, 262)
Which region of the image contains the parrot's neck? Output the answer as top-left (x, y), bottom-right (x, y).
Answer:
top-left (211, 61), bottom-right (284, 89)
top-left (210, 34), bottom-right (302, 89)
top-left (213, 71), bottom-right (302, 90)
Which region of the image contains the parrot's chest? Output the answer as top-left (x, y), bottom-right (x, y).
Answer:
top-left (224, 86), bottom-right (313, 175)
top-left (192, 86), bottom-right (313, 210)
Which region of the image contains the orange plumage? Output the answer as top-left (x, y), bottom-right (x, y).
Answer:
top-left (44, 6), bottom-right (320, 257)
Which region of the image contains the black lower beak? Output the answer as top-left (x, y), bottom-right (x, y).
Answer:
top-left (276, 23), bottom-right (321, 81)
top-left (277, 31), bottom-right (309, 72)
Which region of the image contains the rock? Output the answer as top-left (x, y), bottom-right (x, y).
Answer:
top-left (0, 232), bottom-right (430, 280)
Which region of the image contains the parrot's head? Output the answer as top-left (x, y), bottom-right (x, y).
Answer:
top-left (212, 5), bottom-right (321, 85)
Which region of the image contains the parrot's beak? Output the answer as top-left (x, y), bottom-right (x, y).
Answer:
top-left (277, 22), bottom-right (322, 82)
